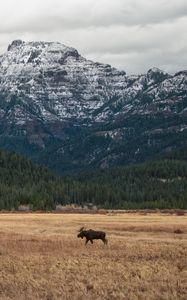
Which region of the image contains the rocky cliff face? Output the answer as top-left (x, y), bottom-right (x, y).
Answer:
top-left (0, 40), bottom-right (187, 173)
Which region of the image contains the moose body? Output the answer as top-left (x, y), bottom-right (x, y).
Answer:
top-left (77, 228), bottom-right (108, 245)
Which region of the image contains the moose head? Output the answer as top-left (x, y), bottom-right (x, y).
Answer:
top-left (77, 226), bottom-right (85, 239)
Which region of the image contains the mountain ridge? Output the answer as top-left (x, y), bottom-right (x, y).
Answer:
top-left (0, 40), bottom-right (186, 174)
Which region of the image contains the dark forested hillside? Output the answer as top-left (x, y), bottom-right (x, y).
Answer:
top-left (0, 149), bottom-right (187, 210)
top-left (0, 149), bottom-right (67, 210)
top-left (76, 160), bottom-right (187, 209)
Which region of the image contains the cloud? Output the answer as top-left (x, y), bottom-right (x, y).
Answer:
top-left (1, 0), bottom-right (187, 31)
top-left (0, 0), bottom-right (186, 74)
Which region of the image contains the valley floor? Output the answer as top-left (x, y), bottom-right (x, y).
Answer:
top-left (0, 213), bottom-right (187, 300)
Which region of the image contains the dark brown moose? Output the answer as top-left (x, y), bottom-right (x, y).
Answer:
top-left (77, 227), bottom-right (108, 245)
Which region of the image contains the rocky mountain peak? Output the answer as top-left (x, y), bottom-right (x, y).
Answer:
top-left (7, 39), bottom-right (25, 51)
top-left (174, 70), bottom-right (187, 76)
top-left (147, 67), bottom-right (169, 83)
top-left (0, 40), bottom-right (186, 174)
top-left (0, 40), bottom-right (130, 124)
top-left (4, 40), bottom-right (80, 67)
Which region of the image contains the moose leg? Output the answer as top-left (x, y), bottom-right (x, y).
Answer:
top-left (90, 239), bottom-right (93, 244)
top-left (85, 238), bottom-right (89, 245)
top-left (102, 238), bottom-right (108, 245)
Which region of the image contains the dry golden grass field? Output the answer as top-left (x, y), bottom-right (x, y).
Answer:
top-left (0, 213), bottom-right (187, 300)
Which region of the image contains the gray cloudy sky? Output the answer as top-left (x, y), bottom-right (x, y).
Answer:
top-left (0, 0), bottom-right (187, 74)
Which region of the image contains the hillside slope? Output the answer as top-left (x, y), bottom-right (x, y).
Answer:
top-left (0, 149), bottom-right (65, 210)
top-left (0, 148), bottom-right (187, 210)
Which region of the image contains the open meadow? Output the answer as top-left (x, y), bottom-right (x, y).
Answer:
top-left (0, 212), bottom-right (187, 300)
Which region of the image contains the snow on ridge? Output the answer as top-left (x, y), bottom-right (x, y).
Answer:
top-left (0, 40), bottom-right (186, 125)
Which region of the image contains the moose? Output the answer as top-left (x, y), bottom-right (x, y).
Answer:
top-left (77, 227), bottom-right (108, 245)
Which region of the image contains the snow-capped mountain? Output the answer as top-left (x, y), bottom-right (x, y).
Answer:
top-left (0, 39), bottom-right (127, 123)
top-left (0, 40), bottom-right (187, 173)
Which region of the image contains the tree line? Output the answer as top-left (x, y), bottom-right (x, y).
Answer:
top-left (0, 149), bottom-right (187, 210)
